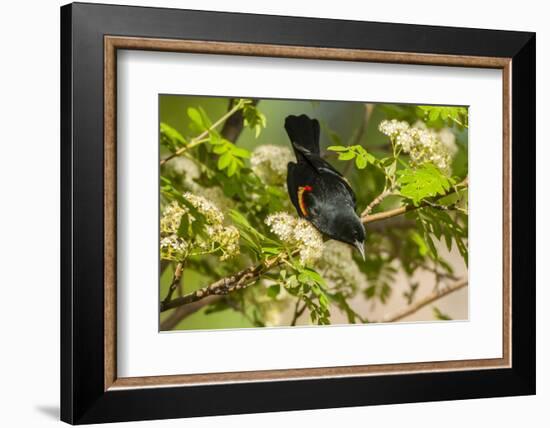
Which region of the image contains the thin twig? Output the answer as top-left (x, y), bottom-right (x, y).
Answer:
top-left (160, 101), bottom-right (244, 166)
top-left (449, 116), bottom-right (468, 129)
top-left (381, 278), bottom-right (467, 322)
top-left (162, 262), bottom-right (184, 307)
top-left (361, 178), bottom-right (468, 224)
top-left (361, 189), bottom-right (392, 217)
top-left (290, 299), bottom-right (307, 326)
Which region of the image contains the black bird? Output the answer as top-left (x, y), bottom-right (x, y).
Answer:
top-left (285, 114), bottom-right (366, 259)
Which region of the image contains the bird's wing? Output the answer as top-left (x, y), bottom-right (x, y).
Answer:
top-left (292, 144), bottom-right (338, 175)
top-left (296, 152), bottom-right (356, 208)
top-left (286, 162), bottom-right (300, 213)
top-left (287, 161), bottom-right (321, 219)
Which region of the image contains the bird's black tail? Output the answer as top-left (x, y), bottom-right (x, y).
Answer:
top-left (284, 114), bottom-right (321, 156)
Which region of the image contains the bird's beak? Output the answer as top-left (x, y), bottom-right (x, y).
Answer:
top-left (354, 240), bottom-right (366, 261)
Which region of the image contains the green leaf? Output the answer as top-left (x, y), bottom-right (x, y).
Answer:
top-left (420, 208), bottom-right (468, 265)
top-left (297, 267), bottom-right (326, 287)
top-left (242, 104), bottom-right (267, 138)
top-left (318, 292), bottom-right (330, 310)
top-left (208, 132), bottom-right (223, 145)
top-left (327, 145), bottom-right (348, 152)
top-left (410, 231), bottom-right (428, 256)
top-left (231, 146), bottom-right (251, 159)
top-left (397, 163), bottom-right (452, 205)
top-left (363, 151), bottom-right (376, 164)
top-left (228, 210), bottom-right (274, 253)
top-left (365, 285), bottom-right (376, 299)
top-left (380, 283), bottom-right (391, 304)
top-left (197, 106), bottom-right (212, 127)
top-left (331, 145), bottom-right (376, 171)
top-left (229, 210), bottom-right (252, 228)
top-left (338, 151), bottom-right (355, 161)
top-left (261, 247), bottom-right (281, 255)
top-left (160, 123), bottom-right (186, 152)
top-left (355, 154), bottom-right (367, 169)
top-left (267, 284), bottom-right (281, 299)
top-left (433, 306), bottom-right (452, 320)
top-left (418, 106), bottom-right (468, 128)
top-left (213, 144), bottom-right (229, 154)
top-left (416, 216), bottom-right (438, 259)
top-left (227, 159), bottom-right (238, 176)
top-left (177, 214), bottom-right (190, 239)
top-left (217, 152), bottom-right (232, 170)
top-left (187, 107), bottom-right (204, 128)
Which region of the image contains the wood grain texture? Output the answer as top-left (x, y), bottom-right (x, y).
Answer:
top-left (111, 357), bottom-right (507, 389)
top-left (106, 36), bottom-right (510, 68)
top-left (502, 62), bottom-right (512, 366)
top-left (103, 35), bottom-right (512, 390)
top-left (104, 37), bottom-right (117, 391)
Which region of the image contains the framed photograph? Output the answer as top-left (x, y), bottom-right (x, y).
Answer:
top-left (61, 2), bottom-right (535, 424)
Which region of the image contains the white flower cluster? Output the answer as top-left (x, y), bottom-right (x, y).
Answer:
top-left (160, 201), bottom-right (189, 261)
top-left (378, 119), bottom-right (410, 138)
top-left (265, 212), bottom-right (324, 265)
top-left (251, 145), bottom-right (294, 185)
top-left (205, 223), bottom-right (240, 261)
top-left (160, 201), bottom-right (186, 235)
top-left (160, 193), bottom-right (240, 262)
top-left (378, 119), bottom-right (457, 174)
top-left (315, 241), bottom-right (368, 293)
top-left (183, 192), bottom-right (224, 225)
top-left (160, 234), bottom-right (189, 261)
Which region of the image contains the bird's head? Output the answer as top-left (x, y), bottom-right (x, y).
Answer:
top-left (325, 209), bottom-right (366, 260)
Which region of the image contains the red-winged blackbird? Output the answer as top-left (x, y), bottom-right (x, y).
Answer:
top-left (285, 114), bottom-right (366, 259)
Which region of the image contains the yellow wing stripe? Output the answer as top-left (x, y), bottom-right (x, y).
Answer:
top-left (297, 185), bottom-right (313, 216)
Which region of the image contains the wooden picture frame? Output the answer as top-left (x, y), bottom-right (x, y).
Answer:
top-left (61, 2), bottom-right (535, 424)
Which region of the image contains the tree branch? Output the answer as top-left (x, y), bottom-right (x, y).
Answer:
top-left (220, 98), bottom-right (258, 142)
top-left (160, 100), bottom-right (245, 166)
top-left (361, 189), bottom-right (392, 217)
top-left (162, 262), bottom-right (184, 307)
top-left (290, 300), bottom-right (307, 326)
top-left (160, 295), bottom-right (221, 330)
top-left (361, 177), bottom-right (468, 224)
top-left (381, 278), bottom-right (467, 322)
top-left (160, 254), bottom-right (284, 312)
